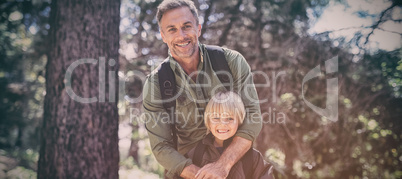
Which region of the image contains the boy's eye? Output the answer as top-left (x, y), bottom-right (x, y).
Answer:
top-left (211, 118), bottom-right (220, 122)
top-left (225, 118), bottom-right (235, 123)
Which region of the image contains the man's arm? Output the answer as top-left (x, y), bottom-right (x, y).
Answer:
top-left (195, 136), bottom-right (252, 178)
top-left (226, 48), bottom-right (262, 141)
top-left (143, 74), bottom-right (193, 178)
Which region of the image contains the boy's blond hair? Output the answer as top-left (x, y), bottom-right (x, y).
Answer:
top-left (204, 91), bottom-right (245, 131)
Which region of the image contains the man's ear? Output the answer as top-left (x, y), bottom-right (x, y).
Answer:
top-left (197, 24), bottom-right (202, 37)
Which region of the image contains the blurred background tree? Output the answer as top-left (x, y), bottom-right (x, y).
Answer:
top-left (0, 0), bottom-right (49, 178)
top-left (0, 0), bottom-right (401, 178)
top-left (36, 0), bottom-right (120, 178)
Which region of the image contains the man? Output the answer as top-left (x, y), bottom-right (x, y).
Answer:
top-left (142, 0), bottom-right (262, 178)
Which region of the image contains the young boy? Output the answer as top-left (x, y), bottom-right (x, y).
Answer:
top-left (186, 91), bottom-right (274, 179)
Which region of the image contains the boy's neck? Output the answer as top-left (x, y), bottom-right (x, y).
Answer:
top-left (214, 138), bottom-right (224, 147)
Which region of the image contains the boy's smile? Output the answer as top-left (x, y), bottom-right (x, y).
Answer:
top-left (209, 116), bottom-right (239, 147)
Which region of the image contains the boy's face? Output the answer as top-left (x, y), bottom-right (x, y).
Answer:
top-left (208, 112), bottom-right (239, 142)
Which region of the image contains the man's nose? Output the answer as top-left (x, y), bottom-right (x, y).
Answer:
top-left (177, 29), bottom-right (186, 38)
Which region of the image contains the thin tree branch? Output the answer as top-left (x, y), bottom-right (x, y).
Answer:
top-left (314, 25), bottom-right (369, 36)
top-left (391, 18), bottom-right (402, 22)
top-left (377, 27), bottom-right (402, 35)
top-left (364, 2), bottom-right (398, 44)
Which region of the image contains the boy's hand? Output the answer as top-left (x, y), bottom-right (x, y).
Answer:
top-left (180, 164), bottom-right (200, 179)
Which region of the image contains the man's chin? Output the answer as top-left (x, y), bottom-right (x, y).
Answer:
top-left (172, 50), bottom-right (195, 59)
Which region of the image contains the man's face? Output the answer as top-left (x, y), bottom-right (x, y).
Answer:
top-left (159, 7), bottom-right (201, 60)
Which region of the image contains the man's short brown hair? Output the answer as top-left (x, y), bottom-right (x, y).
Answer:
top-left (156, 0), bottom-right (199, 27)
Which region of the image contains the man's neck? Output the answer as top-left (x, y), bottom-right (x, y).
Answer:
top-left (179, 58), bottom-right (199, 75)
top-left (173, 50), bottom-right (200, 80)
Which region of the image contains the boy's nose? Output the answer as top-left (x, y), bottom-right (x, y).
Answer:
top-left (220, 119), bottom-right (230, 124)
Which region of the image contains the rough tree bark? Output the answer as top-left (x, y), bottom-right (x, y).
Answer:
top-left (37, 0), bottom-right (120, 178)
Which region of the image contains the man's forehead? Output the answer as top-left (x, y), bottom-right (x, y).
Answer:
top-left (160, 6), bottom-right (197, 28)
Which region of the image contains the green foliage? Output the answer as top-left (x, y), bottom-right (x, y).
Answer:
top-left (0, 149), bottom-right (38, 179)
top-left (0, 2), bottom-right (48, 177)
top-left (0, 1), bottom-right (48, 151)
top-left (119, 157), bottom-right (160, 179)
top-left (6, 166), bottom-right (37, 179)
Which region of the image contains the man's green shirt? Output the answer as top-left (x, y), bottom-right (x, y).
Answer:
top-left (142, 43), bottom-right (262, 178)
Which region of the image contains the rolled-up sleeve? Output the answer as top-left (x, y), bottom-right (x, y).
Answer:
top-left (224, 49), bottom-right (262, 142)
top-left (142, 74), bottom-right (192, 178)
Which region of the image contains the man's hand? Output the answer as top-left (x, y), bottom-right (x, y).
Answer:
top-left (195, 161), bottom-right (230, 179)
top-left (195, 136), bottom-right (252, 179)
top-left (180, 164), bottom-right (200, 179)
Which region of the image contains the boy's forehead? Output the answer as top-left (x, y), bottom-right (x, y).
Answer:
top-left (208, 111), bottom-right (233, 117)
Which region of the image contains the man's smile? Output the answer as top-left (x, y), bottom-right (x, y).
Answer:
top-left (176, 41), bottom-right (191, 48)
top-left (176, 41), bottom-right (190, 47)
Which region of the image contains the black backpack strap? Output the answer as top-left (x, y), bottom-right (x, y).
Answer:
top-left (242, 148), bottom-right (254, 178)
top-left (205, 45), bottom-right (232, 89)
top-left (193, 140), bottom-right (207, 167)
top-left (157, 59), bottom-right (178, 150)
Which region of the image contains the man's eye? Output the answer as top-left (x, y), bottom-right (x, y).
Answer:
top-left (228, 118), bottom-right (234, 121)
top-left (168, 28), bottom-right (176, 32)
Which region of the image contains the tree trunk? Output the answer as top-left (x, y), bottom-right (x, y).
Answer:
top-left (128, 138), bottom-right (140, 165)
top-left (218, 0), bottom-right (242, 46)
top-left (37, 0), bottom-right (120, 178)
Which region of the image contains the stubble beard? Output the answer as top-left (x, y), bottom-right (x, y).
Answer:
top-left (171, 40), bottom-right (198, 59)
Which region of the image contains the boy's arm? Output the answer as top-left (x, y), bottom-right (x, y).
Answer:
top-left (252, 148), bottom-right (275, 179)
top-left (180, 147), bottom-right (201, 178)
top-left (181, 164), bottom-right (200, 179)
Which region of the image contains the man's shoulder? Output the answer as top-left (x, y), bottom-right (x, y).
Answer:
top-left (219, 47), bottom-right (250, 73)
top-left (224, 48), bottom-right (245, 62)
top-left (146, 57), bottom-right (172, 82)
top-left (144, 69), bottom-right (159, 88)
top-left (202, 43), bottom-right (246, 67)
top-left (203, 44), bottom-right (242, 56)
top-left (143, 63), bottom-right (164, 91)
